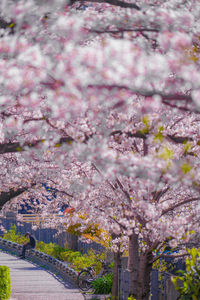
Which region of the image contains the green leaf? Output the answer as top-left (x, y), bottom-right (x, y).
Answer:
top-left (184, 142), bottom-right (192, 153)
top-left (142, 115), bottom-right (149, 127)
top-left (159, 147), bottom-right (174, 160)
top-left (16, 146), bottom-right (22, 151)
top-left (154, 126), bottom-right (164, 142)
top-left (172, 248), bottom-right (200, 298)
top-left (181, 162), bottom-right (192, 174)
top-left (138, 115), bottom-right (150, 134)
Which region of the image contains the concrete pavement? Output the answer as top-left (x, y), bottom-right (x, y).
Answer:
top-left (0, 250), bottom-right (84, 300)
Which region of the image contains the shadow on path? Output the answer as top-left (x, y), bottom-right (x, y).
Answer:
top-left (0, 250), bottom-right (84, 300)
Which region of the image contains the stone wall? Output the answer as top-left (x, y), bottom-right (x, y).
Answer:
top-left (0, 237), bottom-right (78, 286)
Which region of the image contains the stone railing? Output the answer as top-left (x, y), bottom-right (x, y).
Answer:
top-left (0, 237), bottom-right (78, 285)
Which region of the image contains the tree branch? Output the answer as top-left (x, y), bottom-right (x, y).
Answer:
top-left (69, 0), bottom-right (140, 10)
top-left (166, 135), bottom-right (193, 144)
top-left (89, 28), bottom-right (159, 34)
top-left (88, 84), bottom-right (193, 103)
top-left (143, 139), bottom-right (148, 156)
top-left (0, 127), bottom-right (196, 155)
top-left (162, 100), bottom-right (196, 113)
top-left (152, 186), bottom-right (170, 203)
top-left (116, 177), bottom-right (131, 204)
top-left (91, 162), bottom-right (117, 191)
top-left (0, 183), bottom-right (36, 210)
top-left (0, 136), bottom-right (74, 154)
top-left (161, 197), bottom-right (200, 217)
top-left (111, 129), bottom-right (194, 145)
top-left (111, 130), bottom-right (147, 139)
top-left (151, 252), bottom-right (189, 263)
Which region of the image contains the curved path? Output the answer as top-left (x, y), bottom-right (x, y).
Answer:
top-left (0, 251), bottom-right (84, 300)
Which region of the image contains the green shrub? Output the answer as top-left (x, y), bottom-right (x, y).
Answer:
top-left (3, 226), bottom-right (113, 275)
top-left (92, 273), bottom-right (113, 294)
top-left (3, 225), bottom-right (28, 244)
top-left (52, 244), bottom-right (66, 260)
top-left (36, 241), bottom-right (66, 260)
top-left (59, 249), bottom-right (71, 261)
top-left (64, 250), bottom-right (82, 262)
top-left (60, 249), bottom-right (105, 273)
top-left (172, 248), bottom-right (200, 299)
top-left (36, 241), bottom-right (55, 256)
top-left (71, 255), bottom-right (94, 271)
top-left (71, 250), bottom-right (106, 273)
top-left (0, 266), bottom-right (11, 300)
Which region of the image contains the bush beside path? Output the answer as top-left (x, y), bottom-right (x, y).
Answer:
top-left (0, 250), bottom-right (84, 300)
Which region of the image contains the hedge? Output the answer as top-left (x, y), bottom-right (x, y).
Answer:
top-left (0, 266), bottom-right (12, 300)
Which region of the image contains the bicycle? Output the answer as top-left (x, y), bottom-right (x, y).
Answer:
top-left (78, 259), bottom-right (112, 292)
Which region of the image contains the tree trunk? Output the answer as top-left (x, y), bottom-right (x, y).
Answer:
top-left (0, 184), bottom-right (36, 211)
top-left (128, 232), bottom-right (139, 298)
top-left (111, 250), bottom-right (121, 300)
top-left (128, 232), bottom-right (153, 300)
top-left (137, 252), bottom-right (153, 300)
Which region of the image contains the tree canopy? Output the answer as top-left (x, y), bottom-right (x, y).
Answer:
top-left (0, 1), bottom-right (200, 298)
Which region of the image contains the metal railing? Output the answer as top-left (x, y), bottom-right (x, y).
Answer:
top-left (20, 213), bottom-right (63, 224)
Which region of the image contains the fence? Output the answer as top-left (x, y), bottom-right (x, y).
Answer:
top-left (0, 214), bottom-right (106, 253)
top-left (119, 258), bottom-right (180, 300)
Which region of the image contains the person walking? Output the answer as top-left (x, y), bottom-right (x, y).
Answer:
top-left (19, 232), bottom-right (36, 259)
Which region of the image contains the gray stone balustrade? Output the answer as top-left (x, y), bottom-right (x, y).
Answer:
top-left (0, 237), bottom-right (79, 286)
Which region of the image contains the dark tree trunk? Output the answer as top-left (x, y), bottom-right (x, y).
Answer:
top-left (128, 232), bottom-right (153, 300)
top-left (137, 252), bottom-right (153, 300)
top-left (111, 250), bottom-right (121, 299)
top-left (128, 232), bottom-right (139, 298)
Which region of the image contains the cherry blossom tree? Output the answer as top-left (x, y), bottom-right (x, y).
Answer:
top-left (57, 108), bottom-right (200, 299)
top-left (0, 0), bottom-right (200, 299)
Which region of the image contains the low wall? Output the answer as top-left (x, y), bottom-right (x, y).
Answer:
top-left (0, 237), bottom-right (78, 286)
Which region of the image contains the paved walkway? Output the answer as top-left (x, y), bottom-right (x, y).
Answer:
top-left (0, 251), bottom-right (84, 300)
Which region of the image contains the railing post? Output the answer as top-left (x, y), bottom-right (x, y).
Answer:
top-left (151, 269), bottom-right (159, 300)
